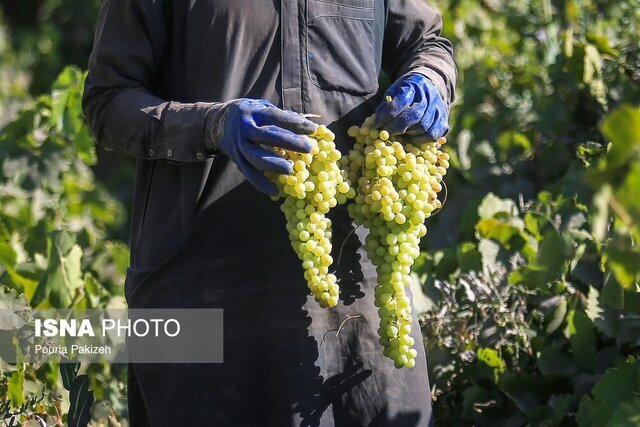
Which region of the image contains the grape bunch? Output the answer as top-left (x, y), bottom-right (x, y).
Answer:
top-left (342, 115), bottom-right (449, 368)
top-left (271, 125), bottom-right (355, 307)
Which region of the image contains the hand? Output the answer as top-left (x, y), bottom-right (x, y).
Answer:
top-left (207, 99), bottom-right (317, 195)
top-left (373, 73), bottom-right (449, 144)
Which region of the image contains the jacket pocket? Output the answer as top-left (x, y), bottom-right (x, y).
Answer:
top-left (305, 0), bottom-right (377, 95)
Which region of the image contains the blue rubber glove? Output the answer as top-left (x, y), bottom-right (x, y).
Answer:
top-left (205, 99), bottom-right (317, 196)
top-left (374, 73), bottom-right (449, 144)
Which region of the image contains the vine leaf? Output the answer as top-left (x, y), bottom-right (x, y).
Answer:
top-left (8, 371), bottom-right (24, 407)
top-left (30, 231), bottom-right (83, 308)
top-left (576, 358), bottom-right (640, 427)
top-left (567, 308), bottom-right (597, 371)
top-left (599, 105), bottom-right (640, 170)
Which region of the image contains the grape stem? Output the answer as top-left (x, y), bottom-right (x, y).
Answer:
top-left (319, 314), bottom-right (363, 346)
top-left (334, 224), bottom-right (362, 268)
top-left (430, 180), bottom-right (448, 217)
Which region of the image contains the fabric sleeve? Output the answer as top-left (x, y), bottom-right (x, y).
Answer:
top-left (82, 0), bottom-right (217, 162)
top-left (382, 0), bottom-right (457, 107)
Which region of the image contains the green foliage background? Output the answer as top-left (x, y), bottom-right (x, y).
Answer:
top-left (0, 0), bottom-right (638, 425)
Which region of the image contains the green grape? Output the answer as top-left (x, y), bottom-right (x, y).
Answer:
top-left (271, 125), bottom-right (355, 308)
top-left (345, 115), bottom-right (449, 368)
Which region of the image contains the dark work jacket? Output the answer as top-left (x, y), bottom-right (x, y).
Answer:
top-left (83, 1), bottom-right (456, 426)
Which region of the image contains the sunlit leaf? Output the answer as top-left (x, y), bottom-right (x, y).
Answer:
top-left (477, 347), bottom-right (506, 382)
top-left (614, 162), bottom-right (640, 225)
top-left (477, 193), bottom-right (518, 219)
top-left (476, 218), bottom-right (525, 249)
top-left (496, 131), bottom-right (532, 162)
top-left (539, 296), bottom-right (568, 334)
top-left (586, 32), bottom-right (619, 57)
top-left (30, 231), bottom-right (83, 308)
top-left (585, 286), bottom-right (603, 322)
top-left (604, 246), bottom-right (640, 290)
top-left (8, 371), bottom-right (23, 407)
top-left (600, 105), bottom-right (640, 170)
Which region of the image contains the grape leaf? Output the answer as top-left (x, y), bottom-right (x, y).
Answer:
top-left (539, 296), bottom-right (568, 334)
top-left (476, 219), bottom-right (526, 250)
top-left (600, 105), bottom-right (640, 170)
top-left (538, 342), bottom-right (575, 376)
top-left (614, 161), bottom-right (640, 225)
top-left (577, 395), bottom-right (595, 427)
top-left (477, 347), bottom-right (506, 382)
top-left (496, 131), bottom-right (532, 161)
top-left (499, 372), bottom-right (572, 417)
top-left (604, 247), bottom-right (640, 290)
top-left (0, 287), bottom-right (28, 330)
top-left (585, 286), bottom-right (603, 322)
top-left (577, 358), bottom-right (640, 426)
top-left (591, 358), bottom-right (639, 404)
top-left (607, 399), bottom-right (640, 427)
top-left (30, 231), bottom-right (83, 308)
top-left (567, 309), bottom-right (597, 371)
top-left (601, 272), bottom-right (624, 310)
top-left (477, 193), bottom-right (519, 219)
top-left (457, 242), bottom-right (483, 273)
top-left (8, 371), bottom-right (23, 407)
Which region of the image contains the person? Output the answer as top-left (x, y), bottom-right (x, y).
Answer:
top-left (82, 0), bottom-right (456, 425)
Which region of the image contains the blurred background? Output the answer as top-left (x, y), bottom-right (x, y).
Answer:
top-left (0, 0), bottom-right (638, 425)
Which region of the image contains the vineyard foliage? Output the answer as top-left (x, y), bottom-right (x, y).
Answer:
top-left (421, 0), bottom-right (640, 425)
top-left (0, 66), bottom-right (128, 424)
top-left (0, 0), bottom-right (638, 425)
